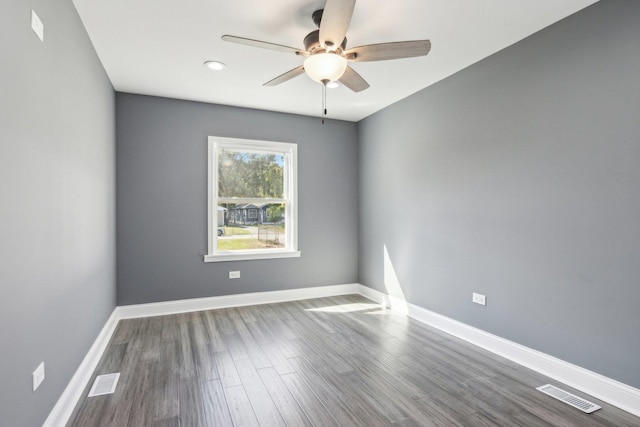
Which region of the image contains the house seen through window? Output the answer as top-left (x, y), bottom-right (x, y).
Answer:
top-left (205, 136), bottom-right (299, 262)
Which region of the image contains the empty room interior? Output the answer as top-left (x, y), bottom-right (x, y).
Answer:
top-left (2, 0), bottom-right (640, 426)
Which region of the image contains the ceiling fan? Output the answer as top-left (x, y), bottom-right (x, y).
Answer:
top-left (222, 0), bottom-right (431, 93)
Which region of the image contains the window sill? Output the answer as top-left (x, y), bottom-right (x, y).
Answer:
top-left (204, 250), bottom-right (301, 263)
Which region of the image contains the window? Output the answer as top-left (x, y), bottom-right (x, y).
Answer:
top-left (205, 136), bottom-right (299, 262)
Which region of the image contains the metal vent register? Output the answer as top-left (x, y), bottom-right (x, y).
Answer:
top-left (88, 373), bottom-right (120, 397)
top-left (537, 384), bottom-right (601, 414)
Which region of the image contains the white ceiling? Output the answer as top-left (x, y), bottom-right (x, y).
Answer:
top-left (72, 0), bottom-right (598, 122)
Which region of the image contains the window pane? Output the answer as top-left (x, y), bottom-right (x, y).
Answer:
top-left (218, 150), bottom-right (284, 198)
top-left (217, 202), bottom-right (286, 251)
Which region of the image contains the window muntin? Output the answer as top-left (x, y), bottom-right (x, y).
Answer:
top-left (205, 137), bottom-right (299, 262)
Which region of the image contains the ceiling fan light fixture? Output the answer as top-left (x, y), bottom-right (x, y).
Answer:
top-left (204, 60), bottom-right (226, 71)
top-left (303, 53), bottom-right (347, 84)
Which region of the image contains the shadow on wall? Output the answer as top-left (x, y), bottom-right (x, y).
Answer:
top-left (384, 245), bottom-right (409, 314)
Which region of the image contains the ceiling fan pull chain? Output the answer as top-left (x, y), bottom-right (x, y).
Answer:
top-left (322, 82), bottom-right (327, 124)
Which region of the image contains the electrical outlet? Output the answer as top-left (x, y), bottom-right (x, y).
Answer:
top-left (229, 271), bottom-right (240, 279)
top-left (33, 362), bottom-right (45, 391)
top-left (472, 293), bottom-right (487, 306)
top-left (31, 10), bottom-right (44, 42)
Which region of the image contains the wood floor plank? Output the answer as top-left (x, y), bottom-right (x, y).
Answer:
top-left (353, 357), bottom-right (430, 401)
top-left (268, 316), bottom-right (299, 341)
top-left (201, 310), bottom-right (227, 352)
top-left (141, 334), bottom-right (161, 364)
top-left (260, 343), bottom-right (295, 375)
top-left (312, 365), bottom-right (391, 426)
top-left (244, 318), bottom-right (274, 346)
top-left (395, 359), bottom-right (487, 417)
top-left (235, 305), bottom-right (258, 323)
top-left (110, 318), bottom-right (137, 345)
top-left (406, 374), bottom-right (478, 418)
top-left (290, 299), bottom-right (336, 334)
top-left (177, 322), bottom-right (197, 379)
top-left (161, 314), bottom-right (180, 341)
top-left (233, 313), bottom-right (273, 369)
top-left (191, 326), bottom-right (220, 382)
top-left (223, 385), bottom-right (260, 427)
top-left (255, 303), bottom-right (287, 322)
top-left (288, 337), bottom-right (332, 372)
top-left (413, 397), bottom-right (472, 426)
top-left (288, 357), bottom-right (369, 427)
top-left (189, 316), bottom-right (210, 344)
top-left (213, 309), bottom-right (237, 334)
top-left (268, 301), bottom-right (295, 321)
top-left (257, 367), bottom-right (312, 426)
top-left (153, 340), bottom-right (180, 421)
top-left (69, 295), bottom-right (640, 427)
top-left (127, 361), bottom-right (159, 427)
top-left (461, 412), bottom-right (514, 427)
top-left (151, 416), bottom-right (180, 427)
top-left (201, 379), bottom-right (233, 427)
top-left (332, 363), bottom-right (436, 424)
top-left (223, 331), bottom-right (251, 361)
top-left (280, 372), bottom-right (340, 426)
top-left (213, 349), bottom-right (242, 388)
top-left (178, 378), bottom-right (206, 427)
top-left (234, 358), bottom-right (286, 427)
top-left (293, 331), bottom-right (355, 374)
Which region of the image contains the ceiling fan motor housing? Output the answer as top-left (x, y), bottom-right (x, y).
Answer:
top-left (304, 30), bottom-right (347, 53)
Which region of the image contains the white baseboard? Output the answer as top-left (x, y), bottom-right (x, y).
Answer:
top-left (43, 309), bottom-right (120, 427)
top-left (356, 284), bottom-right (640, 418)
top-left (116, 283), bottom-right (360, 319)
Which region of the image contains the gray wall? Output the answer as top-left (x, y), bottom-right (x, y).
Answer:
top-left (116, 94), bottom-right (359, 305)
top-left (0, 0), bottom-right (116, 425)
top-left (359, 0), bottom-right (640, 389)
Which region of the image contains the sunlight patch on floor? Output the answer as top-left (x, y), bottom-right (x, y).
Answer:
top-left (364, 309), bottom-right (405, 317)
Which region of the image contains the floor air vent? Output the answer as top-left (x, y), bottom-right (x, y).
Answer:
top-left (537, 384), bottom-right (601, 414)
top-left (88, 373), bottom-right (120, 397)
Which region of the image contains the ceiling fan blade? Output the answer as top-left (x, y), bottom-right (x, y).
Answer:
top-left (222, 35), bottom-right (306, 55)
top-left (339, 66), bottom-right (369, 92)
top-left (319, 0), bottom-right (356, 50)
top-left (264, 66), bottom-right (306, 86)
top-left (345, 40), bottom-right (431, 62)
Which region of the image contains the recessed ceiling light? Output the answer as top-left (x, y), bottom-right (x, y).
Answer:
top-left (204, 60), bottom-right (226, 71)
top-left (326, 81), bottom-right (341, 89)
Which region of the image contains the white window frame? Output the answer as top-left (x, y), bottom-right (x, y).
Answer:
top-left (204, 136), bottom-right (300, 262)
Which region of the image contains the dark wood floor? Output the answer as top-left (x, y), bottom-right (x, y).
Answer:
top-left (69, 295), bottom-right (639, 426)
